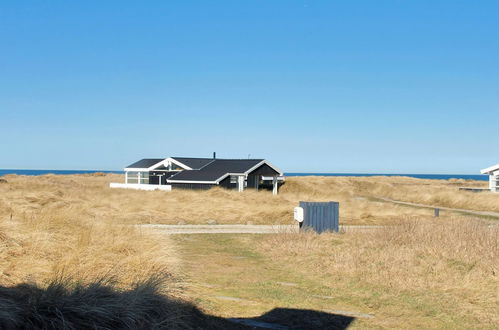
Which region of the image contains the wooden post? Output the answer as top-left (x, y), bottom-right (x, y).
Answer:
top-left (272, 176), bottom-right (278, 195)
top-left (237, 175), bottom-right (244, 192)
top-left (434, 208), bottom-right (440, 217)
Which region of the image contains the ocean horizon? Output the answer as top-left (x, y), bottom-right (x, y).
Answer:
top-left (0, 169), bottom-right (488, 181)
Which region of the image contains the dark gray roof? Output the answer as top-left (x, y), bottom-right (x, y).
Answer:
top-left (126, 158), bottom-right (164, 169)
top-left (167, 170), bottom-right (223, 182)
top-left (171, 157), bottom-right (215, 169)
top-left (168, 159), bottom-right (264, 182)
top-left (201, 159), bottom-right (264, 173)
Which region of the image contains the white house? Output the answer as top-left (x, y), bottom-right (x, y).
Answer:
top-left (480, 164), bottom-right (499, 193)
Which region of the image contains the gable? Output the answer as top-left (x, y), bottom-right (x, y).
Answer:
top-left (247, 163), bottom-right (280, 176)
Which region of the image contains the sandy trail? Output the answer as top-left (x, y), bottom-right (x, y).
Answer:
top-left (375, 197), bottom-right (499, 219)
top-left (137, 224), bottom-right (383, 234)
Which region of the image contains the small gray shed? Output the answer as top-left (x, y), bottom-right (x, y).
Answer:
top-left (298, 201), bottom-right (339, 233)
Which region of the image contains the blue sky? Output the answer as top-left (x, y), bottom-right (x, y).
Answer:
top-left (1, 1), bottom-right (498, 173)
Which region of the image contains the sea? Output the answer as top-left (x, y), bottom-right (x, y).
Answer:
top-left (0, 169), bottom-right (488, 181)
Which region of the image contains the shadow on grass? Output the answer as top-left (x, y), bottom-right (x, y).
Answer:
top-left (229, 308), bottom-right (355, 329)
top-left (0, 279), bottom-right (355, 329)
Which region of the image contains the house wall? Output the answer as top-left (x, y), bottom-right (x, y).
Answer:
top-left (149, 171), bottom-right (179, 185)
top-left (219, 176), bottom-right (236, 189)
top-left (170, 183), bottom-right (215, 190)
top-left (490, 175), bottom-right (499, 193)
top-left (246, 175), bottom-right (259, 190)
top-left (247, 163), bottom-right (281, 191)
top-left (218, 164), bottom-right (281, 191)
top-left (249, 163), bottom-right (280, 177)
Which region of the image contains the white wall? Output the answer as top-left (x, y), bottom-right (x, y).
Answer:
top-left (109, 183), bottom-right (171, 191)
top-left (490, 175), bottom-right (498, 193)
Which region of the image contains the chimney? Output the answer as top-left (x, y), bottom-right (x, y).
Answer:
top-left (213, 152), bottom-right (216, 159)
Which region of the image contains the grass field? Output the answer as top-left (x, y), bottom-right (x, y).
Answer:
top-left (173, 218), bottom-right (498, 329)
top-left (1, 173), bottom-right (494, 226)
top-left (0, 173), bottom-right (497, 328)
top-left (0, 174), bottom-right (178, 288)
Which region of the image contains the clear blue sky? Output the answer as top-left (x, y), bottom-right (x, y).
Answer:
top-left (1, 1), bottom-right (498, 173)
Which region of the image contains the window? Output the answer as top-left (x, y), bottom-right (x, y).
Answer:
top-left (230, 175), bottom-right (247, 187)
top-left (126, 172), bottom-right (149, 184)
top-left (127, 172), bottom-right (138, 184)
top-left (169, 163), bottom-right (182, 171)
top-left (139, 172), bottom-right (149, 184)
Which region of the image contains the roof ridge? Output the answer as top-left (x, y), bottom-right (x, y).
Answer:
top-left (209, 158), bottom-right (264, 161)
top-left (171, 156), bottom-right (212, 159)
top-left (197, 159), bottom-right (217, 170)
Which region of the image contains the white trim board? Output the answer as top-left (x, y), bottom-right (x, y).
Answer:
top-left (125, 158), bottom-right (196, 172)
top-left (262, 176), bottom-right (285, 181)
top-left (245, 160), bottom-right (283, 176)
top-left (150, 158), bottom-right (193, 171)
top-left (481, 164), bottom-right (499, 174)
top-left (110, 182), bottom-right (172, 191)
top-left (166, 179), bottom-right (219, 184)
top-left (213, 161), bottom-right (283, 184)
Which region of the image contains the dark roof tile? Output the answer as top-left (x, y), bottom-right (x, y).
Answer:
top-left (170, 157), bottom-right (214, 169)
top-left (167, 159), bottom-right (264, 182)
top-left (126, 159), bottom-right (164, 169)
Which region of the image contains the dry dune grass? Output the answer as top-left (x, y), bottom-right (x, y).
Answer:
top-left (337, 175), bottom-right (497, 212)
top-left (1, 173), bottom-right (495, 228)
top-left (0, 174), bottom-right (494, 286)
top-left (0, 174), bottom-right (178, 289)
top-left (260, 218), bottom-right (499, 327)
top-left (0, 174), bottom-right (233, 329)
top-left (0, 174), bottom-right (254, 329)
top-left (0, 277), bottom-right (228, 330)
top-left (0, 173), bottom-right (497, 327)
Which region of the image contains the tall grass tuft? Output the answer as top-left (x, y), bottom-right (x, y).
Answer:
top-left (261, 218), bottom-right (498, 325)
top-left (0, 276), bottom-right (224, 330)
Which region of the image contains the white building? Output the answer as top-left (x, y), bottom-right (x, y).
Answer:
top-left (480, 164), bottom-right (499, 193)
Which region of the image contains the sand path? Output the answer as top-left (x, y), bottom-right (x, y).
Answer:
top-left (375, 197), bottom-right (499, 219)
top-left (138, 224), bottom-right (382, 234)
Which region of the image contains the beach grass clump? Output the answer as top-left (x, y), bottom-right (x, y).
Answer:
top-left (0, 206), bottom-right (177, 288)
top-left (0, 175), bottom-right (236, 329)
top-left (0, 174), bottom-right (179, 288)
top-left (259, 218), bottom-right (498, 326)
top-left (0, 275), bottom-right (239, 330)
top-left (0, 277), bottom-right (197, 329)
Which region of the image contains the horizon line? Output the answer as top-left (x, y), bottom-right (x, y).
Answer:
top-left (0, 168), bottom-right (486, 176)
